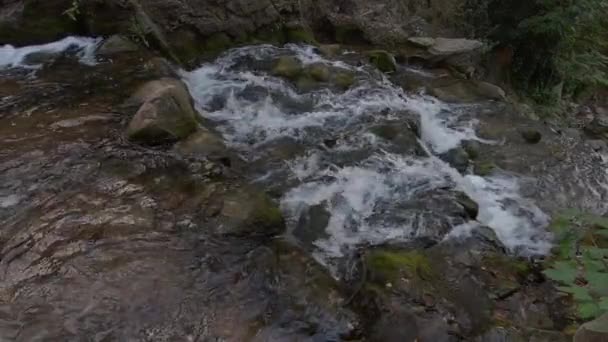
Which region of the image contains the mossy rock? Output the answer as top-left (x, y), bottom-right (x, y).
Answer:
top-left (333, 71), bottom-right (356, 90)
top-left (366, 250), bottom-right (435, 284)
top-left (307, 63), bottom-right (331, 82)
top-left (474, 162), bottom-right (496, 176)
top-left (272, 56), bottom-right (303, 80)
top-left (367, 50), bottom-right (397, 73)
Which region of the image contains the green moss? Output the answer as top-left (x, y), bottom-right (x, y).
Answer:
top-left (307, 63), bottom-right (330, 82)
top-left (251, 193), bottom-right (285, 228)
top-left (474, 162), bottom-right (496, 176)
top-left (333, 71), bottom-right (356, 90)
top-left (366, 250), bottom-right (434, 283)
top-left (272, 56), bottom-right (303, 79)
top-left (286, 27), bottom-right (317, 45)
top-left (367, 50), bottom-right (397, 73)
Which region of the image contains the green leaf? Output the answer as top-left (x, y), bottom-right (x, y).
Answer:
top-left (544, 261), bottom-right (578, 284)
top-left (578, 302), bottom-right (602, 319)
top-left (587, 247), bottom-right (608, 260)
top-left (587, 272), bottom-right (608, 295)
top-left (557, 285), bottom-right (593, 301)
top-left (600, 297), bottom-right (608, 311)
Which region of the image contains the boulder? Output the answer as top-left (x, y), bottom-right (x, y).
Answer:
top-left (126, 78), bottom-right (199, 144)
top-left (574, 313), bottom-right (608, 342)
top-left (440, 147), bottom-right (469, 172)
top-left (367, 50), bottom-right (397, 73)
top-left (97, 35), bottom-right (139, 55)
top-left (430, 79), bottom-right (506, 103)
top-left (456, 193), bottom-right (479, 220)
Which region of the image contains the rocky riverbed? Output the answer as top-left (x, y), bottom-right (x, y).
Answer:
top-left (0, 34), bottom-right (607, 341)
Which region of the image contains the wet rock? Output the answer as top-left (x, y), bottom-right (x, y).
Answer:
top-left (333, 71), bottom-right (356, 90)
top-left (369, 123), bottom-right (424, 156)
top-left (430, 79), bottom-right (506, 103)
top-left (126, 79), bottom-right (199, 144)
top-left (584, 113), bottom-right (608, 139)
top-left (521, 129), bottom-right (542, 144)
top-left (475, 327), bottom-right (526, 342)
top-left (272, 56), bottom-right (303, 80)
top-left (463, 140), bottom-right (481, 160)
top-left (440, 147), bottom-right (470, 172)
top-left (294, 203), bottom-right (330, 247)
top-left (22, 51), bottom-right (60, 65)
top-left (319, 44), bottom-right (341, 57)
top-left (369, 306), bottom-right (420, 342)
top-left (307, 63), bottom-right (330, 82)
top-left (475, 81), bottom-right (506, 101)
top-left (407, 37), bottom-right (436, 48)
top-left (174, 128), bottom-right (229, 159)
top-left (588, 139), bottom-right (607, 152)
top-left (428, 38), bottom-right (483, 56)
top-left (218, 187), bottom-right (285, 236)
top-left (474, 162), bottom-right (496, 176)
top-left (456, 193), bottom-right (479, 220)
top-left (97, 35), bottom-right (139, 55)
top-left (367, 50), bottom-right (397, 73)
top-left (574, 313), bottom-right (608, 342)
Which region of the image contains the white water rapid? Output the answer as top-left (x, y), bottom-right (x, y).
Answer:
top-left (0, 36), bottom-right (101, 69)
top-left (181, 44), bottom-right (552, 263)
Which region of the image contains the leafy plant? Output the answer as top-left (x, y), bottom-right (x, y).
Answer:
top-left (514, 0), bottom-right (608, 101)
top-left (63, 0), bottom-right (81, 21)
top-left (545, 209), bottom-right (608, 319)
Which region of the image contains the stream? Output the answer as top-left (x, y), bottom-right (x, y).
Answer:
top-left (1, 36), bottom-right (607, 341)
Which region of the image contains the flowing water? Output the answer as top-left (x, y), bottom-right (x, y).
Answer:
top-left (4, 37), bottom-right (608, 340)
top-left (181, 44), bottom-right (553, 266)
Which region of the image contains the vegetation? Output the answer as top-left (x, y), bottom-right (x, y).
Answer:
top-left (545, 209), bottom-right (608, 320)
top-left (493, 0), bottom-right (608, 103)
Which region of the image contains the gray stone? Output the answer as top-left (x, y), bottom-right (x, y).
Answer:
top-left (429, 38), bottom-right (483, 56)
top-left (174, 128), bottom-right (228, 158)
top-left (456, 193), bottom-right (479, 220)
top-left (126, 78), bottom-right (199, 144)
top-left (441, 147), bottom-right (470, 172)
top-left (574, 313), bottom-right (608, 342)
top-left (218, 188), bottom-right (285, 236)
top-left (97, 35), bottom-right (139, 55)
top-left (408, 37), bottom-right (435, 47)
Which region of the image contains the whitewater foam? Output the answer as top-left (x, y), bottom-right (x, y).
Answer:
top-left (181, 44), bottom-right (553, 261)
top-left (0, 36), bottom-right (101, 69)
